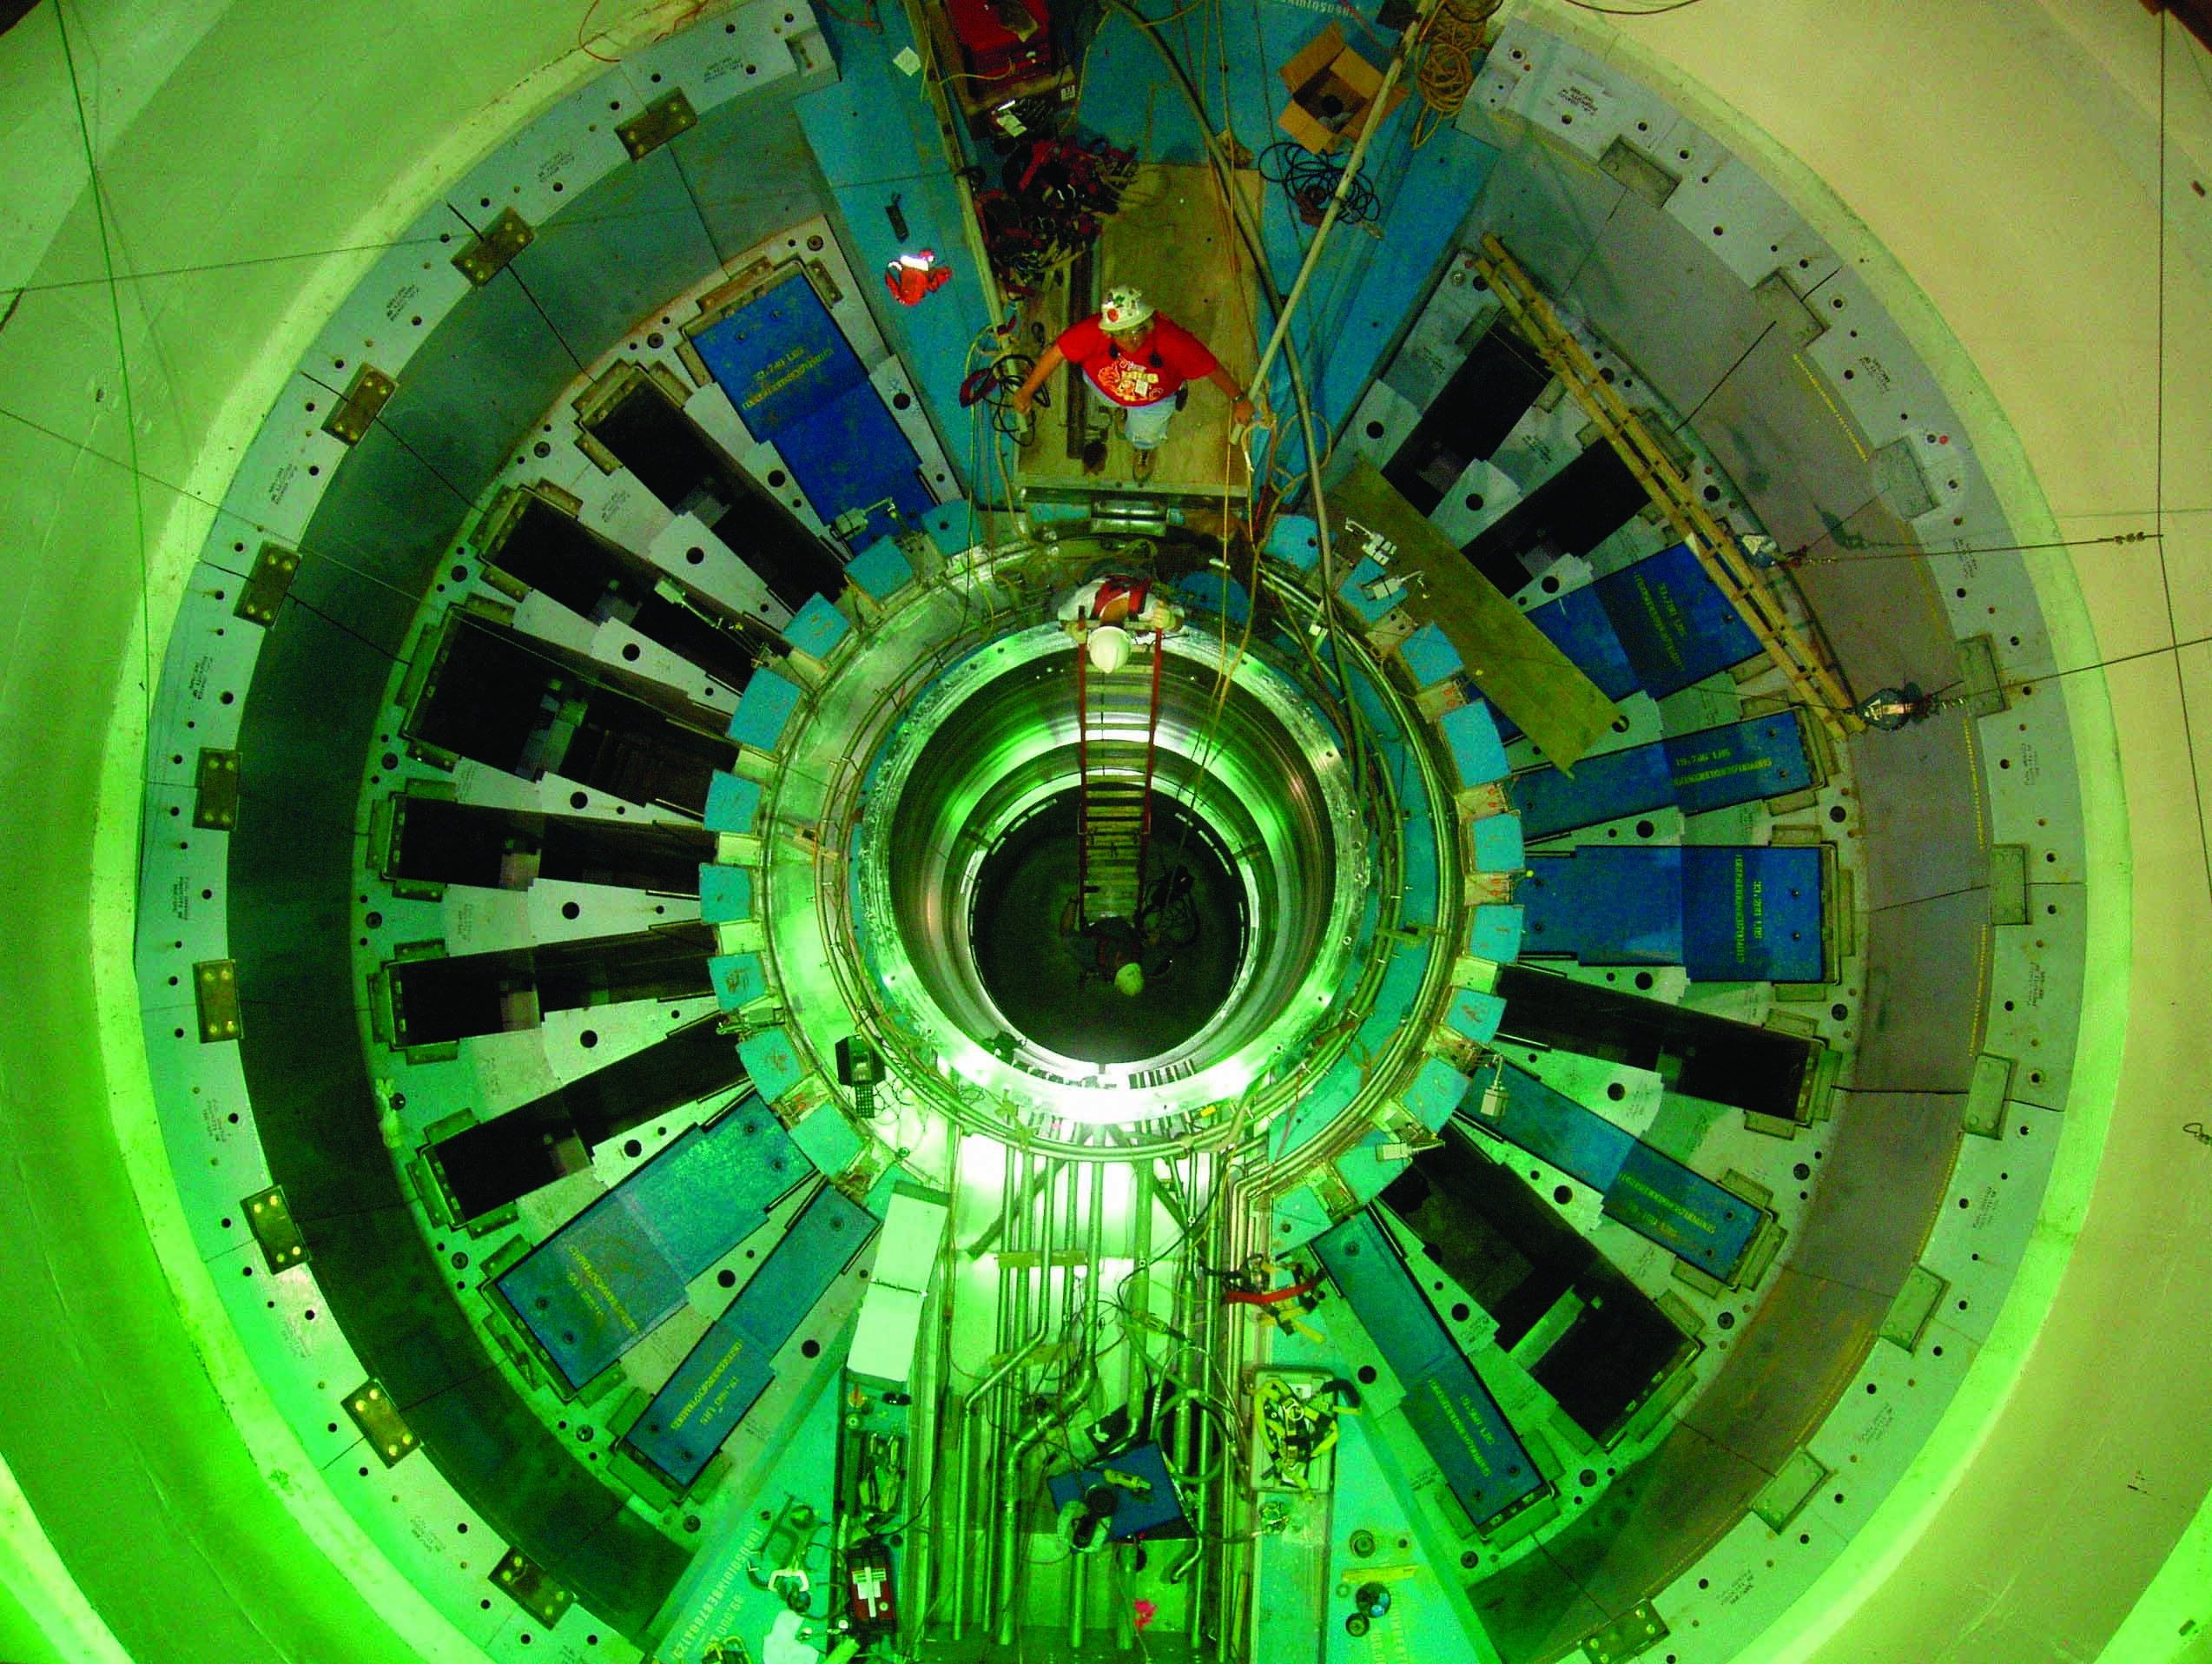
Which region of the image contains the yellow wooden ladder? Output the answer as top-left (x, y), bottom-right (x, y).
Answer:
top-left (1474, 234), bottom-right (1861, 739)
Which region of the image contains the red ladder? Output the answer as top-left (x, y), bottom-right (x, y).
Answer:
top-left (1074, 631), bottom-right (1165, 928)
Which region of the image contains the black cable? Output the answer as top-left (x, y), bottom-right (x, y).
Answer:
top-left (1562, 0), bottom-right (1707, 14)
top-left (1257, 141), bottom-right (1380, 228)
top-left (1780, 531), bottom-right (2158, 566)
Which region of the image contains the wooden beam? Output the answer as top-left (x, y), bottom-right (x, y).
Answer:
top-left (1475, 235), bottom-right (1862, 739)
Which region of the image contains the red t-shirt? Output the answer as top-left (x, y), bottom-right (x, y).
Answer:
top-left (1056, 314), bottom-right (1218, 407)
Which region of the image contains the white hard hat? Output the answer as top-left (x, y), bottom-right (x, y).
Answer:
top-left (1099, 286), bottom-right (1154, 333)
top-left (1114, 961), bottom-right (1146, 997)
top-left (1086, 624), bottom-right (1132, 674)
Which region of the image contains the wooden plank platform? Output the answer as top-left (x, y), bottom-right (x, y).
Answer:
top-left (1328, 458), bottom-right (1618, 771)
top-left (1015, 164), bottom-right (1261, 499)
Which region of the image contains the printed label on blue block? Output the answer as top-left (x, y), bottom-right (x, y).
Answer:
top-left (738, 1026), bottom-right (807, 1104)
top-left (698, 864), bottom-right (755, 923)
top-left (846, 536), bottom-right (915, 600)
top-left (1594, 542), bottom-right (1761, 699)
top-left (1469, 812), bottom-right (1523, 872)
top-left (1601, 1140), bottom-right (1760, 1280)
top-left (1681, 845), bottom-right (1824, 982)
top-left (1469, 903), bottom-right (1523, 964)
top-left (703, 771), bottom-right (763, 833)
top-left (709, 952), bottom-right (767, 1012)
top-left (1399, 1354), bottom-right (1545, 1528)
top-left (1445, 987), bottom-right (1505, 1044)
top-left (690, 268), bottom-right (870, 439)
top-left (782, 593), bottom-right (851, 659)
top-left (729, 670), bottom-right (803, 751)
top-left (1401, 622), bottom-right (1463, 689)
top-left (1665, 711), bottom-right (1813, 816)
top-left (1440, 703), bottom-right (1509, 789)
top-left (625, 1327), bottom-right (777, 1489)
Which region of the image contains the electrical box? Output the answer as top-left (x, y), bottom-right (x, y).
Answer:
top-left (848, 1184), bottom-right (949, 1386)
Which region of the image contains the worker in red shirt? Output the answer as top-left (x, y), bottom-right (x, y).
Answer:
top-left (1010, 286), bottom-right (1255, 477)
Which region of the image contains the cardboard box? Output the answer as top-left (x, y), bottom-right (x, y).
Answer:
top-left (1278, 23), bottom-right (1407, 155)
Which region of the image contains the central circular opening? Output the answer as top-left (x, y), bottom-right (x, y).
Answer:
top-left (970, 790), bottom-right (1249, 1063)
top-left (856, 622), bottom-right (1369, 1114)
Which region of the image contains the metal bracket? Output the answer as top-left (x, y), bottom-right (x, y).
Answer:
top-left (452, 207), bottom-right (534, 286)
top-left (1579, 1600), bottom-right (1670, 1662)
top-left (616, 89), bottom-right (699, 161)
top-left (234, 543), bottom-right (300, 628)
top-left (320, 363), bottom-right (395, 445)
top-left (194, 748), bottom-right (241, 829)
top-left (241, 1185), bottom-right (308, 1272)
top-left (342, 1380), bottom-right (419, 1467)
top-left (193, 960), bottom-right (241, 1043)
top-left (492, 1548), bottom-right (576, 1629)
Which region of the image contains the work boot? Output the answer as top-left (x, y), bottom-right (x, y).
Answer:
top-left (1131, 446), bottom-right (1156, 480)
top-left (1081, 438), bottom-right (1107, 475)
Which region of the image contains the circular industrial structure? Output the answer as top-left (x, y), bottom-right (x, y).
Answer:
top-left (3, 5), bottom-right (2207, 1664)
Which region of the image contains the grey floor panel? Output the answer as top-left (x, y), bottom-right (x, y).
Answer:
top-left (1783, 1093), bottom-right (1964, 1298)
top-left (1847, 714), bottom-right (1991, 908)
top-left (1471, 1422), bottom-right (1771, 1663)
top-left (1852, 888), bottom-right (1991, 1093)
top-left (1790, 496), bottom-right (1956, 697)
top-left (1562, 186), bottom-right (1775, 430)
top-left (1468, 130), bottom-right (1632, 300)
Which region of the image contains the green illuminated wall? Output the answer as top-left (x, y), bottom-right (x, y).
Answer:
top-left (0, 2), bottom-right (2207, 1661)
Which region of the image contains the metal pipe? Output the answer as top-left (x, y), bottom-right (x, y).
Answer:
top-left (946, 1397), bottom-right (972, 1640)
top-left (983, 1164), bottom-right (1059, 1643)
top-left (994, 1415), bottom-right (1054, 1647)
top-left (1246, 0), bottom-right (1443, 397)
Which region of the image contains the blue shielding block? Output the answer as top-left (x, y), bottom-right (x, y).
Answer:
top-left (1469, 904), bottom-right (1522, 964)
top-left (729, 670), bottom-right (803, 751)
top-left (623, 1185), bottom-right (875, 1489)
top-left (697, 864), bottom-right (754, 923)
top-left (709, 951), bottom-right (766, 1011)
top-left (497, 1103), bottom-right (800, 1391)
top-left (703, 771), bottom-right (763, 833)
top-left (737, 1027), bottom-right (808, 1106)
top-left (847, 536), bottom-right (915, 600)
top-left (1400, 622), bottom-right (1463, 690)
top-left (782, 593), bottom-right (852, 659)
top-left (1592, 542), bottom-right (1761, 699)
top-left (1439, 703), bottom-right (1510, 789)
top-left (1601, 1141), bottom-right (1760, 1280)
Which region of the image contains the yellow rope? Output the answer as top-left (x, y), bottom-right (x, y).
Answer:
top-left (1410, 0), bottom-right (1497, 147)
